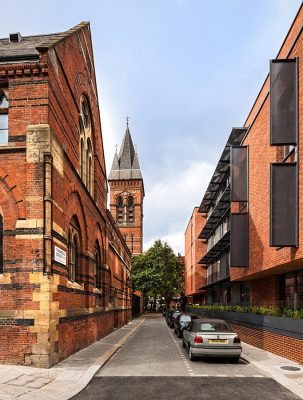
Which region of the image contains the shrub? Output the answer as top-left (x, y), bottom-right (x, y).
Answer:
top-left (188, 304), bottom-right (303, 319)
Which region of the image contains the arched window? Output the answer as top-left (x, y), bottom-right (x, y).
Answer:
top-left (0, 91), bottom-right (8, 145)
top-left (80, 137), bottom-right (84, 180)
top-left (94, 241), bottom-right (101, 288)
top-left (127, 196), bottom-right (134, 223)
top-left (103, 268), bottom-right (111, 307)
top-left (117, 196), bottom-right (124, 224)
top-left (68, 217), bottom-right (81, 282)
top-left (0, 214), bottom-right (3, 273)
top-left (79, 96), bottom-right (93, 193)
top-left (86, 138), bottom-right (93, 194)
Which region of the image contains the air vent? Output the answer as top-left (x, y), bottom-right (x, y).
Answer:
top-left (9, 33), bottom-right (21, 43)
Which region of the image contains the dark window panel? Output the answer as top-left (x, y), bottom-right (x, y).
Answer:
top-left (231, 146), bottom-right (248, 202)
top-left (270, 163), bottom-right (298, 246)
top-left (0, 214), bottom-right (2, 272)
top-left (270, 59), bottom-right (298, 145)
top-left (230, 213), bottom-right (248, 267)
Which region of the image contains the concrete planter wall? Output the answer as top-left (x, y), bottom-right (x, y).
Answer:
top-left (187, 308), bottom-right (303, 340)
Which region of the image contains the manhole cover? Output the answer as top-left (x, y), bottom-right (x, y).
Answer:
top-left (280, 366), bottom-right (301, 371)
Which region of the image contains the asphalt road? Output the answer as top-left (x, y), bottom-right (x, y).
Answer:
top-left (72, 316), bottom-right (300, 400)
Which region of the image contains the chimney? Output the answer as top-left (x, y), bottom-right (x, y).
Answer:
top-left (9, 33), bottom-right (21, 43)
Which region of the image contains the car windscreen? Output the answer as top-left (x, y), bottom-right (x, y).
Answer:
top-left (194, 322), bottom-right (231, 332)
top-left (180, 315), bottom-right (191, 322)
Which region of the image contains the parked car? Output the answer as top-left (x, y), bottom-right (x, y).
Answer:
top-left (182, 318), bottom-right (242, 362)
top-left (165, 309), bottom-right (178, 325)
top-left (168, 311), bottom-right (181, 328)
top-left (173, 314), bottom-right (198, 338)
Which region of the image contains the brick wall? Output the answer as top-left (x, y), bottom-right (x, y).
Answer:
top-left (229, 322), bottom-right (303, 365)
top-left (184, 208), bottom-right (206, 299)
top-left (0, 23), bottom-right (132, 367)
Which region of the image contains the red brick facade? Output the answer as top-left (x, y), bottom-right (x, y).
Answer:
top-left (185, 5), bottom-right (303, 362)
top-left (108, 126), bottom-right (144, 255)
top-left (184, 208), bottom-right (206, 304)
top-left (0, 23), bottom-right (132, 367)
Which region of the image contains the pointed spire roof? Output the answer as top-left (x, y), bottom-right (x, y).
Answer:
top-left (109, 124), bottom-right (143, 181)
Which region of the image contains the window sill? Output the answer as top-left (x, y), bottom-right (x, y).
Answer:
top-left (93, 287), bottom-right (102, 294)
top-left (67, 280), bottom-right (84, 290)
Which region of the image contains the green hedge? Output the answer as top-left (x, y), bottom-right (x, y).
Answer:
top-left (187, 304), bottom-right (303, 319)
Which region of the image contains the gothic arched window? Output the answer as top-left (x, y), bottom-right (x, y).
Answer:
top-left (86, 138), bottom-right (93, 194)
top-left (117, 196), bottom-right (124, 224)
top-left (94, 241), bottom-right (101, 288)
top-left (0, 91), bottom-right (8, 145)
top-left (79, 96), bottom-right (93, 194)
top-left (127, 196), bottom-right (134, 223)
top-left (68, 217), bottom-right (81, 282)
top-left (0, 214), bottom-right (3, 273)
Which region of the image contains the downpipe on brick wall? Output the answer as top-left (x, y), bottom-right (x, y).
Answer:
top-left (44, 153), bottom-right (53, 275)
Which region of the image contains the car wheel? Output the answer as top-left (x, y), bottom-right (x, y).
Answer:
top-left (178, 331), bottom-right (182, 338)
top-left (182, 339), bottom-right (186, 348)
top-left (189, 346), bottom-right (196, 361)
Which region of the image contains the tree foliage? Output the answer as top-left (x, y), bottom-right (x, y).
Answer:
top-left (131, 240), bottom-right (184, 306)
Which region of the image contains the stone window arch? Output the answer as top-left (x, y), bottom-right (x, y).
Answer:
top-left (68, 216), bottom-right (81, 282)
top-left (0, 214), bottom-right (3, 273)
top-left (0, 90), bottom-right (8, 145)
top-left (117, 196), bottom-right (124, 224)
top-left (127, 196), bottom-right (134, 223)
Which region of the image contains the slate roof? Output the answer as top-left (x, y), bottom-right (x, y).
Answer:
top-left (0, 22), bottom-right (89, 64)
top-left (109, 126), bottom-right (143, 180)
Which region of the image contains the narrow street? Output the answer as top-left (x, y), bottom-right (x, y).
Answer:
top-left (72, 315), bottom-right (300, 400)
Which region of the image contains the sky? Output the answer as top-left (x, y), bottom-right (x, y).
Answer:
top-left (1, 0), bottom-right (302, 254)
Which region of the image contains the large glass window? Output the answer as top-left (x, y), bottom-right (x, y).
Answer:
top-left (0, 92), bottom-right (8, 145)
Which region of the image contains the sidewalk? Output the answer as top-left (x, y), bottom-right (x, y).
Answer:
top-left (241, 342), bottom-right (303, 399)
top-left (0, 317), bottom-right (145, 400)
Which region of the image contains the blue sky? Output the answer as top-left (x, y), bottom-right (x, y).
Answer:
top-left (1, 0), bottom-right (301, 253)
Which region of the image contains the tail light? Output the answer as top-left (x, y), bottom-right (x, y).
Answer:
top-left (194, 335), bottom-right (203, 344)
top-left (234, 336), bottom-right (241, 343)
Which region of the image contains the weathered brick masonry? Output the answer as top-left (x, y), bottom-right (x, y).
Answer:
top-left (0, 22), bottom-right (132, 367)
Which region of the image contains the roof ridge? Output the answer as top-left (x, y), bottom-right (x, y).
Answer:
top-left (36, 21), bottom-right (90, 52)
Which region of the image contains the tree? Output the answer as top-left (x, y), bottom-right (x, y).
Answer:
top-left (132, 240), bottom-right (184, 309)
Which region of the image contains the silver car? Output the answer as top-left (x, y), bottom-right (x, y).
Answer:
top-left (182, 318), bottom-right (242, 362)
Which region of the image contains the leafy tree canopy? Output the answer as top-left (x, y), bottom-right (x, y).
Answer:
top-left (132, 240), bottom-right (184, 306)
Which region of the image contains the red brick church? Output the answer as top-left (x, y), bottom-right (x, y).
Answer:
top-left (0, 22), bottom-right (141, 367)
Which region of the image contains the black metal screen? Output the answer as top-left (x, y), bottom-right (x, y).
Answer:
top-left (231, 146), bottom-right (248, 202)
top-left (270, 163), bottom-right (298, 247)
top-left (270, 59), bottom-right (298, 145)
top-left (230, 213), bottom-right (248, 267)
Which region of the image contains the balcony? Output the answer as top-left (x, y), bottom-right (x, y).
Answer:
top-left (198, 230), bottom-right (230, 266)
top-left (199, 185), bottom-right (230, 240)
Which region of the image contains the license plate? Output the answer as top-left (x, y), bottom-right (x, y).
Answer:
top-left (209, 339), bottom-right (228, 344)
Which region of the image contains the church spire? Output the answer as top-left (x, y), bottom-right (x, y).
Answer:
top-left (109, 120), bottom-right (143, 180)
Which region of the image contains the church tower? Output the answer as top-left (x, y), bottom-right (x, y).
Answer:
top-left (109, 122), bottom-right (144, 255)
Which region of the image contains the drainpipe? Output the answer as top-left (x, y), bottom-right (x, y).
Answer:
top-left (44, 153), bottom-right (53, 275)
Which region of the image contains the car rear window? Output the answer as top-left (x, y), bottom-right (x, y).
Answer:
top-left (194, 322), bottom-right (231, 332)
top-left (180, 315), bottom-right (191, 322)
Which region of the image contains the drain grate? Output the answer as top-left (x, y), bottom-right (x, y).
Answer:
top-left (280, 366), bottom-right (301, 371)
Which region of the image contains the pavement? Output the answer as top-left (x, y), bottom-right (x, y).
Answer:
top-left (0, 314), bottom-right (300, 399)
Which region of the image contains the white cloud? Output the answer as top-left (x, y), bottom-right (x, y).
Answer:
top-left (143, 159), bottom-right (214, 255)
